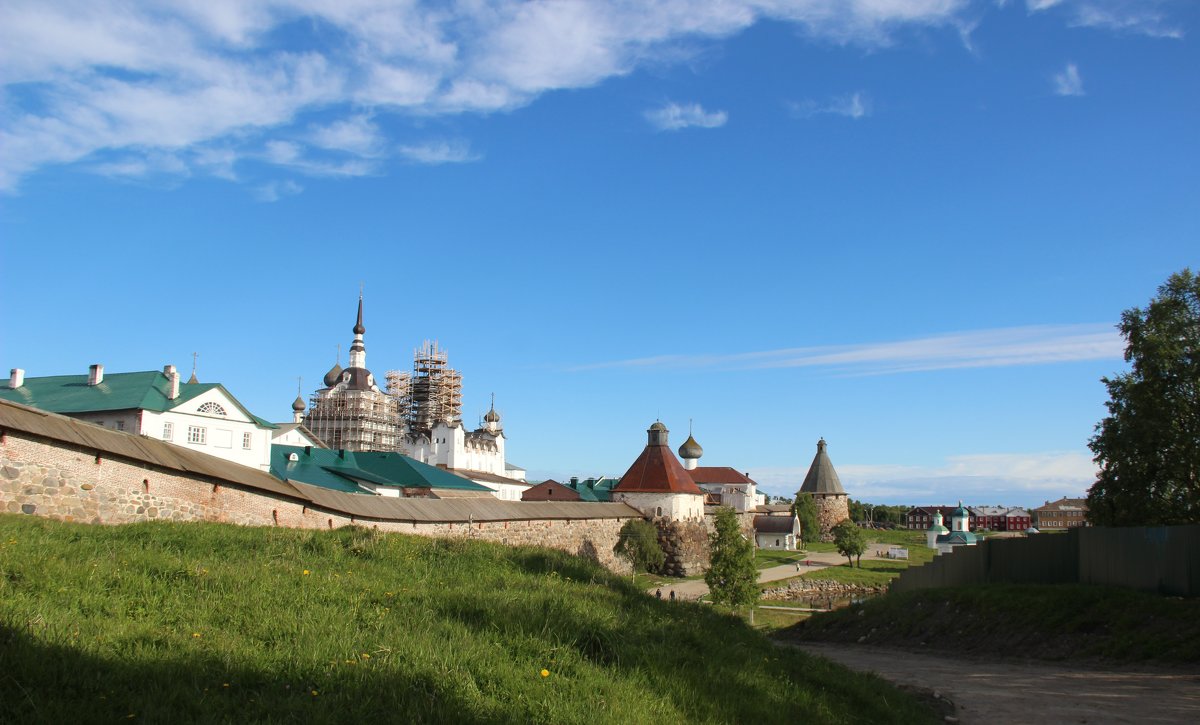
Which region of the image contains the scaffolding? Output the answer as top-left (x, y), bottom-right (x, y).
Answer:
top-left (385, 369), bottom-right (412, 423)
top-left (305, 388), bottom-right (404, 453)
top-left (405, 340), bottom-right (463, 435)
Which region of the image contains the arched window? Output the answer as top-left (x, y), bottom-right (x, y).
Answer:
top-left (197, 402), bottom-right (227, 416)
top-left (656, 506), bottom-right (662, 517)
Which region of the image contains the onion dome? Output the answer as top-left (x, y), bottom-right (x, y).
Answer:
top-left (484, 407), bottom-right (501, 423)
top-left (323, 362), bottom-right (343, 388)
top-left (649, 421), bottom-right (667, 432)
top-left (678, 434), bottom-right (703, 460)
top-left (292, 395), bottom-right (306, 413)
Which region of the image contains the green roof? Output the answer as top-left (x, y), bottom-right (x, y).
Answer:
top-left (0, 371), bottom-right (276, 428)
top-left (271, 446), bottom-right (492, 493)
top-left (566, 477), bottom-right (617, 502)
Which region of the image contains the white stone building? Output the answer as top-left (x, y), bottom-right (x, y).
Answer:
top-left (611, 422), bottom-right (706, 522)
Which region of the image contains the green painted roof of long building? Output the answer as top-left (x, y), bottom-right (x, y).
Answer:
top-left (0, 371), bottom-right (276, 428)
top-left (270, 445), bottom-right (492, 493)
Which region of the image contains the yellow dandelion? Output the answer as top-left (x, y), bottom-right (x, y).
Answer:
top-left (302, 569), bottom-right (310, 576)
top-left (192, 633), bottom-right (201, 638)
top-left (223, 683), bottom-right (230, 688)
top-left (361, 653), bottom-right (370, 659)
top-left (311, 690), bottom-right (319, 697)
top-left (540, 669), bottom-right (550, 678)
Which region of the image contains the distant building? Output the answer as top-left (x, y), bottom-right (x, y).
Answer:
top-left (1033, 497), bottom-right (1090, 529)
top-left (523, 477), bottom-right (616, 502)
top-left (676, 427), bottom-right (765, 512)
top-left (611, 422), bottom-right (705, 522)
top-left (270, 445), bottom-right (494, 499)
top-left (1, 363), bottom-right (275, 471)
top-left (797, 438), bottom-right (850, 540)
top-left (926, 502), bottom-right (978, 554)
top-left (754, 514), bottom-right (800, 550)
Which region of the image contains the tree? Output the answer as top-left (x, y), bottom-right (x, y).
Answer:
top-left (1087, 269), bottom-right (1200, 527)
top-left (704, 507), bottom-right (759, 609)
top-left (613, 518), bottom-right (664, 582)
top-left (832, 520), bottom-right (866, 568)
top-left (791, 492), bottom-right (821, 546)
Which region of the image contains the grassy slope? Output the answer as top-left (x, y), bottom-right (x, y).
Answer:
top-left (0, 515), bottom-right (937, 724)
top-left (778, 584), bottom-right (1200, 665)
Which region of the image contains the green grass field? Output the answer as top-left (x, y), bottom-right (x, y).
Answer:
top-left (0, 515), bottom-right (938, 724)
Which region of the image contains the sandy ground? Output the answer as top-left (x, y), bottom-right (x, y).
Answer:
top-left (794, 643), bottom-right (1200, 724)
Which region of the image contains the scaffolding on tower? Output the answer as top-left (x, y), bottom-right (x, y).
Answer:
top-left (406, 340), bottom-right (463, 435)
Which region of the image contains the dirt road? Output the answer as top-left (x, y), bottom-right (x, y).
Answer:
top-left (651, 550), bottom-right (850, 600)
top-left (795, 643), bottom-right (1200, 724)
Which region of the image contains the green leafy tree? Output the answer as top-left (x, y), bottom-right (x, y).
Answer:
top-left (791, 492), bottom-right (821, 546)
top-left (831, 520), bottom-right (867, 568)
top-left (704, 507), bottom-right (759, 609)
top-left (1088, 269), bottom-right (1200, 527)
top-left (613, 518), bottom-right (665, 582)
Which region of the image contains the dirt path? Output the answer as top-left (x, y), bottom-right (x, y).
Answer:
top-left (794, 643), bottom-right (1200, 724)
top-left (650, 550), bottom-right (851, 601)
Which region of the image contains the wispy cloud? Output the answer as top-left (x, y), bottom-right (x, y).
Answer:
top-left (254, 179), bottom-right (303, 202)
top-left (573, 323), bottom-right (1123, 374)
top-left (752, 450), bottom-right (1096, 506)
top-left (397, 140), bottom-right (481, 165)
top-left (644, 101), bottom-right (728, 131)
top-left (1028, 0), bottom-right (1185, 39)
top-left (1053, 62), bottom-right (1085, 96)
top-left (789, 91), bottom-right (871, 120)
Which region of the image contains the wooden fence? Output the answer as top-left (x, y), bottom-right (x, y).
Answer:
top-left (890, 524), bottom-right (1200, 597)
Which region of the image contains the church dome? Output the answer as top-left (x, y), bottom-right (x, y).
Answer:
top-left (484, 407), bottom-right (501, 423)
top-left (678, 434), bottom-right (703, 460)
top-left (323, 362), bottom-right (343, 388)
top-left (292, 395), bottom-right (306, 412)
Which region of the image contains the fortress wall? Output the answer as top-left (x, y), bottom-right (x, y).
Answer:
top-left (0, 429), bottom-right (630, 572)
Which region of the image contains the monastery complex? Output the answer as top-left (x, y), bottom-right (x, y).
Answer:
top-left (0, 296), bottom-right (852, 574)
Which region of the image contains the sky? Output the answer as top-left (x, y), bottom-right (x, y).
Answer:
top-left (1, 0), bottom-right (1197, 508)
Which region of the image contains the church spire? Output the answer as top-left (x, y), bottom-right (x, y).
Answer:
top-left (348, 291), bottom-right (367, 370)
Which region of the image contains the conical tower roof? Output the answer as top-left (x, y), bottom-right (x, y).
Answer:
top-left (613, 422), bottom-right (703, 495)
top-left (799, 438), bottom-right (845, 495)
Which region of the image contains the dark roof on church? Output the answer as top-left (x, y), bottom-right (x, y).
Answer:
top-left (689, 466), bottom-right (755, 485)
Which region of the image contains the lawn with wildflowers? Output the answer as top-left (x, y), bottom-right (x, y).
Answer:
top-left (0, 515), bottom-right (937, 723)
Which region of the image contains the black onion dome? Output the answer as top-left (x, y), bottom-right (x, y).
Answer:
top-left (484, 407), bottom-right (501, 423)
top-left (292, 395), bottom-right (306, 412)
top-left (323, 362), bottom-right (344, 388)
top-left (678, 434), bottom-right (703, 460)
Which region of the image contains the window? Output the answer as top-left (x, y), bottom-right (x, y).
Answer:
top-left (197, 402), bottom-right (228, 416)
top-left (187, 426), bottom-right (207, 444)
top-left (114, 421), bottom-right (125, 431)
top-left (242, 432), bottom-right (253, 450)
top-left (162, 422), bottom-right (173, 440)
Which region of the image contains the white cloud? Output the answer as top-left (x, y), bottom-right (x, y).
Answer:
top-left (396, 140), bottom-right (480, 165)
top-left (1027, 0), bottom-right (1185, 38)
top-left (790, 91), bottom-right (871, 119)
top-left (644, 101), bottom-right (728, 130)
top-left (1, 0), bottom-right (1180, 191)
top-left (1053, 62), bottom-right (1085, 96)
top-left (254, 179), bottom-right (303, 202)
top-left (752, 450), bottom-right (1096, 506)
top-left (574, 323), bottom-right (1124, 374)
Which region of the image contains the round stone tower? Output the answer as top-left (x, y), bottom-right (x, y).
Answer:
top-left (797, 438), bottom-right (850, 541)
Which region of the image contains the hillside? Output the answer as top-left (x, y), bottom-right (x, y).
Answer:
top-left (778, 583), bottom-right (1200, 665)
top-left (0, 515), bottom-right (937, 724)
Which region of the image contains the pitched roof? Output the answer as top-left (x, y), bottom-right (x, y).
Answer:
top-left (798, 438), bottom-right (845, 495)
top-left (614, 440), bottom-right (704, 495)
top-left (753, 515), bottom-right (798, 534)
top-left (271, 445), bottom-right (492, 493)
top-left (689, 466), bottom-right (755, 485)
top-left (0, 370), bottom-right (276, 428)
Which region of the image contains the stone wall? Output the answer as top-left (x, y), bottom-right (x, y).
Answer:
top-left (814, 494), bottom-right (850, 541)
top-left (654, 519), bottom-right (710, 576)
top-left (0, 429), bottom-right (631, 572)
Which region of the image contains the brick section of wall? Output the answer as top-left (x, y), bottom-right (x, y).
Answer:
top-left (0, 430), bottom-right (630, 572)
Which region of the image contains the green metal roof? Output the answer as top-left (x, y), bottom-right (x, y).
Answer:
top-left (566, 477), bottom-right (616, 502)
top-left (0, 371), bottom-right (276, 428)
top-left (271, 445), bottom-right (492, 493)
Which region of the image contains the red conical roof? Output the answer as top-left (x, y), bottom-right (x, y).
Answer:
top-left (614, 423), bottom-right (704, 495)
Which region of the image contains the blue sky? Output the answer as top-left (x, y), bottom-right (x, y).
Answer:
top-left (1, 1), bottom-right (1196, 507)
